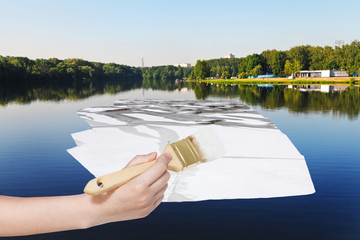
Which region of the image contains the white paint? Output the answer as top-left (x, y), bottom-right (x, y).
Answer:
top-left (67, 100), bottom-right (315, 201)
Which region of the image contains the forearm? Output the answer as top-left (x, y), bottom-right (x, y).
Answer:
top-left (0, 194), bottom-right (99, 237)
top-left (0, 153), bottom-right (170, 237)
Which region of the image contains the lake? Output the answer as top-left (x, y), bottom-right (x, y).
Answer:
top-left (0, 84), bottom-right (359, 240)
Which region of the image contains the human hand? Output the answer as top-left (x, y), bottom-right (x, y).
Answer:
top-left (88, 152), bottom-right (172, 226)
top-left (0, 152), bottom-right (171, 236)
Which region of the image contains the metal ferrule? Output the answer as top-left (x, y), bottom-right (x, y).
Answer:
top-left (170, 137), bottom-right (202, 169)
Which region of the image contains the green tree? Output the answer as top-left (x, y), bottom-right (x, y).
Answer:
top-left (207, 58), bottom-right (242, 77)
top-left (271, 51), bottom-right (287, 76)
top-left (287, 45), bottom-right (310, 70)
top-left (309, 46), bottom-right (326, 70)
top-left (249, 64), bottom-right (263, 76)
top-left (189, 70), bottom-right (196, 80)
top-left (261, 49), bottom-right (277, 73)
top-left (174, 67), bottom-right (183, 79)
top-left (284, 59), bottom-right (301, 76)
top-left (194, 60), bottom-right (210, 79)
top-left (245, 54), bottom-right (266, 73)
top-left (221, 71), bottom-right (231, 79)
top-left (239, 72), bottom-right (248, 79)
top-left (343, 40), bottom-right (360, 75)
top-left (326, 60), bottom-right (339, 70)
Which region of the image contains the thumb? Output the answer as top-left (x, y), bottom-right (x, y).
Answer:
top-left (125, 152), bottom-right (157, 168)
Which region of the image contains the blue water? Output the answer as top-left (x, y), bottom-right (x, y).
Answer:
top-left (0, 88), bottom-right (359, 240)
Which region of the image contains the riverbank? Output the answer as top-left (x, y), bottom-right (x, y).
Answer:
top-left (199, 77), bottom-right (360, 86)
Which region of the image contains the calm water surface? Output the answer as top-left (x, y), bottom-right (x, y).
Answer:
top-left (0, 86), bottom-right (359, 240)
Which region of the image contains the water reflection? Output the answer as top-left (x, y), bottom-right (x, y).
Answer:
top-left (0, 78), bottom-right (142, 105)
top-left (190, 83), bottom-right (359, 119)
top-left (1, 78), bottom-right (359, 119)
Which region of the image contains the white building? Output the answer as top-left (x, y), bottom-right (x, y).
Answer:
top-left (174, 63), bottom-right (191, 68)
top-left (298, 70), bottom-right (348, 78)
top-left (224, 53), bottom-right (235, 59)
top-left (330, 70), bottom-right (348, 77)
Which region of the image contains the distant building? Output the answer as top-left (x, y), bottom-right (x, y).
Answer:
top-left (174, 63), bottom-right (191, 68)
top-left (331, 70), bottom-right (348, 77)
top-left (141, 56), bottom-right (144, 68)
top-left (224, 53), bottom-right (235, 59)
top-left (298, 70), bottom-right (348, 78)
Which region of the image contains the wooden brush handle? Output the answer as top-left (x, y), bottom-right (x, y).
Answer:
top-left (84, 160), bottom-right (156, 195)
top-left (84, 146), bottom-right (182, 195)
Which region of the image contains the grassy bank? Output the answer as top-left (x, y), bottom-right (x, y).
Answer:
top-left (199, 77), bottom-right (360, 86)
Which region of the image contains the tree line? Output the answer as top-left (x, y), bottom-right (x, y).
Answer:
top-left (1, 40), bottom-right (360, 104)
top-left (2, 40), bottom-right (360, 86)
top-left (0, 55), bottom-right (196, 104)
top-left (0, 56), bottom-right (144, 105)
top-left (0, 56), bottom-right (143, 87)
top-left (142, 65), bottom-right (193, 90)
top-left (0, 56), bottom-right (196, 103)
top-left (192, 40), bottom-right (360, 79)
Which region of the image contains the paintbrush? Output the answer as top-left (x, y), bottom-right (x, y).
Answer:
top-left (84, 127), bottom-right (225, 195)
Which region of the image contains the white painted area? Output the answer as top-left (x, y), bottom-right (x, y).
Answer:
top-left (68, 100), bottom-right (315, 201)
top-left (81, 107), bottom-right (117, 113)
top-left (169, 157), bottom-right (314, 201)
top-left (78, 112), bottom-right (125, 126)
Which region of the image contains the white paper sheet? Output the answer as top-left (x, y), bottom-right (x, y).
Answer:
top-left (68, 99), bottom-right (315, 201)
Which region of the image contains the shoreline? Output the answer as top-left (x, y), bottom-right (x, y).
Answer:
top-left (195, 77), bottom-right (360, 86)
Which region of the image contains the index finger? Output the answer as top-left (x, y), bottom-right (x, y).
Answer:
top-left (132, 153), bottom-right (172, 186)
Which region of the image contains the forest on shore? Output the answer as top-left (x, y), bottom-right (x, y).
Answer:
top-left (1, 40), bottom-right (360, 104)
top-left (1, 40), bottom-right (360, 85)
top-left (192, 40), bottom-right (360, 79)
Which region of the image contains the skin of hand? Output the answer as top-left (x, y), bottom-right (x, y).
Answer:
top-left (0, 152), bottom-right (171, 237)
top-left (89, 152), bottom-right (171, 225)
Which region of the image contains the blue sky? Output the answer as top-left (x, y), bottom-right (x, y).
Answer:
top-left (0, 0), bottom-right (359, 66)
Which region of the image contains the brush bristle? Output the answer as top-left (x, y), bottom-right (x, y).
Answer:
top-left (188, 127), bottom-right (225, 162)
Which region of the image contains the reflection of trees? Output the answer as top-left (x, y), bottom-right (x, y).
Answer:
top-left (240, 85), bottom-right (360, 119)
top-left (193, 83), bottom-right (210, 100)
top-left (142, 77), bottom-right (175, 91)
top-left (197, 84), bottom-right (359, 119)
top-left (208, 84), bottom-right (239, 98)
top-left (0, 80), bottom-right (142, 105)
top-left (283, 87), bottom-right (359, 119)
top-left (2, 66), bottom-right (359, 120)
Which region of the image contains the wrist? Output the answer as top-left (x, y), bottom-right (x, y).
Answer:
top-left (78, 194), bottom-right (106, 229)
